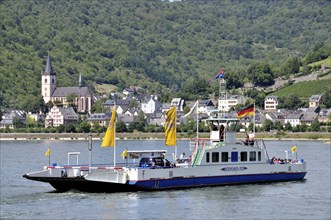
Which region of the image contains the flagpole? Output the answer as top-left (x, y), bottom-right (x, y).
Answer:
top-left (114, 105), bottom-right (116, 168)
top-left (175, 107), bottom-right (177, 162)
top-left (196, 100), bottom-right (199, 141)
top-left (45, 147), bottom-right (51, 166)
top-left (253, 102), bottom-right (256, 134)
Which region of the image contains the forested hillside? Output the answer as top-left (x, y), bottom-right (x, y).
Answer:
top-left (0, 0), bottom-right (330, 110)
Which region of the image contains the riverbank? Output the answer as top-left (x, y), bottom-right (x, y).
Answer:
top-left (0, 132), bottom-right (330, 141)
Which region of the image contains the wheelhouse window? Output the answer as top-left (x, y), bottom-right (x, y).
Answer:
top-left (212, 152), bottom-right (219, 162)
top-left (258, 151), bottom-right (262, 161)
top-left (240, 152), bottom-right (247, 162)
top-left (249, 151), bottom-right (256, 161)
top-left (221, 152), bottom-right (228, 162)
top-left (206, 152), bottom-right (210, 163)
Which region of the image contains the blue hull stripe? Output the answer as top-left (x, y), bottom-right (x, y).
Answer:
top-left (129, 172), bottom-right (307, 190)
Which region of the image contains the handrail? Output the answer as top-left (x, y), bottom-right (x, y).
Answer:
top-left (68, 152), bottom-right (80, 165)
top-left (260, 139), bottom-right (270, 162)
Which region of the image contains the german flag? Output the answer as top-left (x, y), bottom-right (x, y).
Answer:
top-left (237, 104), bottom-right (254, 119)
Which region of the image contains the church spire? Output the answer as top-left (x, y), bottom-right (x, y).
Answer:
top-left (44, 52), bottom-right (55, 75)
top-left (79, 73), bottom-right (82, 88)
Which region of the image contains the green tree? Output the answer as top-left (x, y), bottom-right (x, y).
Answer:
top-left (247, 62), bottom-right (274, 86)
top-left (116, 121), bottom-right (128, 132)
top-left (0, 108), bottom-right (3, 122)
top-left (279, 57), bottom-right (301, 77)
top-left (310, 121), bottom-right (320, 132)
top-left (279, 94), bottom-right (304, 109)
top-left (263, 119), bottom-right (274, 132)
top-left (65, 124), bottom-right (76, 133)
top-left (284, 122), bottom-right (292, 131)
top-left (245, 89), bottom-right (266, 107)
top-left (248, 122), bottom-right (254, 132)
top-left (57, 125), bottom-right (65, 133)
top-left (304, 42), bottom-right (329, 64)
top-left (91, 98), bottom-right (107, 113)
top-left (17, 95), bottom-right (44, 113)
top-left (135, 111), bottom-right (146, 132)
top-left (13, 117), bottom-right (25, 128)
top-left (183, 106), bottom-right (191, 115)
top-left (322, 89), bottom-right (331, 108)
top-left (128, 99), bottom-right (139, 108)
top-left (77, 121), bottom-right (91, 133)
top-left (274, 121), bottom-right (283, 131)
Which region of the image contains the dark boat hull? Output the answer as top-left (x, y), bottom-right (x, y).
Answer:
top-left (23, 175), bottom-right (140, 192)
top-left (23, 172), bottom-right (307, 193)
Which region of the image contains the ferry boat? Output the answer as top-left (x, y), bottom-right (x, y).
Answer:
top-left (23, 76), bottom-right (306, 192)
top-left (23, 114), bottom-right (307, 193)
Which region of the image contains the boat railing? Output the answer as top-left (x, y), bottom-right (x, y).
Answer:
top-left (255, 139), bottom-right (270, 162)
top-left (189, 138), bottom-right (220, 166)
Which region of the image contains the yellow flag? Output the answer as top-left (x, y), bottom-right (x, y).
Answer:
top-left (291, 146), bottom-right (297, 152)
top-left (45, 148), bottom-right (50, 157)
top-left (165, 106), bottom-right (176, 146)
top-left (121, 149), bottom-right (127, 158)
top-left (102, 106), bottom-right (116, 147)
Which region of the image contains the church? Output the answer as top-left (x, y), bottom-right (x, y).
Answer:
top-left (41, 54), bottom-right (93, 113)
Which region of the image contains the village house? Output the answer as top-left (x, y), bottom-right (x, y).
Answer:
top-left (117, 114), bottom-right (137, 127)
top-left (45, 106), bottom-right (78, 128)
top-left (264, 96), bottom-right (278, 111)
top-left (87, 112), bottom-right (111, 127)
top-left (141, 96), bottom-right (161, 114)
top-left (124, 108), bottom-right (140, 116)
top-left (0, 110), bottom-right (27, 129)
top-left (309, 95), bottom-right (322, 108)
top-left (318, 108), bottom-right (331, 123)
top-left (122, 88), bottom-right (135, 96)
top-left (284, 113), bottom-right (303, 128)
top-left (265, 110), bottom-right (286, 125)
top-left (148, 112), bottom-right (166, 126)
top-left (300, 112), bottom-right (319, 126)
top-left (197, 99), bottom-right (216, 114)
top-left (170, 98), bottom-right (186, 112)
top-left (218, 95), bottom-right (245, 112)
top-left (161, 103), bottom-right (172, 113)
top-left (103, 99), bottom-right (130, 114)
top-left (27, 112), bottom-right (44, 122)
top-left (254, 112), bottom-right (265, 128)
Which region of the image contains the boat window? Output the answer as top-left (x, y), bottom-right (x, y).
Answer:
top-left (258, 151), bottom-right (262, 161)
top-left (212, 152), bottom-right (219, 162)
top-left (249, 151), bottom-right (256, 161)
top-left (206, 152), bottom-right (210, 163)
top-left (231, 152), bottom-right (238, 162)
top-left (240, 152), bottom-right (247, 162)
top-left (221, 152), bottom-right (228, 162)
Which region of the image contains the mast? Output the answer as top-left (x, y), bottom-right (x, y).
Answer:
top-left (253, 102), bottom-right (256, 134)
top-left (218, 78), bottom-right (227, 118)
top-left (113, 102), bottom-right (116, 167)
top-left (196, 101), bottom-right (199, 140)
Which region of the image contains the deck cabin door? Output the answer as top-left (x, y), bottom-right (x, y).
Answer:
top-left (231, 152), bottom-right (238, 162)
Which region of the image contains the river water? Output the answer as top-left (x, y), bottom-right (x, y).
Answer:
top-left (0, 139), bottom-right (330, 220)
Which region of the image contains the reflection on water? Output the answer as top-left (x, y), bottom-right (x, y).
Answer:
top-left (0, 140), bottom-right (330, 220)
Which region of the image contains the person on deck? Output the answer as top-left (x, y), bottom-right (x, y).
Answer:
top-left (248, 131), bottom-right (255, 142)
top-left (219, 125), bottom-right (225, 142)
